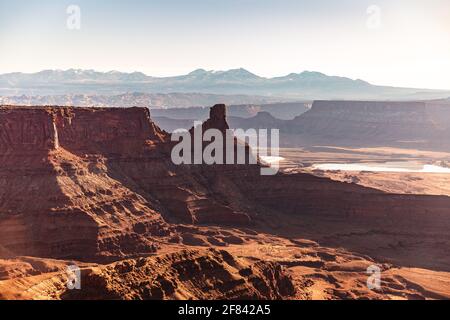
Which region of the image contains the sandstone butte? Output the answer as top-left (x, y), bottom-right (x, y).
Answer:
top-left (0, 104), bottom-right (450, 300)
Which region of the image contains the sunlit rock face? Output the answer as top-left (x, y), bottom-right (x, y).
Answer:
top-left (1, 104), bottom-right (450, 264)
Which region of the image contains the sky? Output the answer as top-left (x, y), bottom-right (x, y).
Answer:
top-left (0, 0), bottom-right (449, 89)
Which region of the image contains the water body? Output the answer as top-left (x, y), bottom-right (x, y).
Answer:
top-left (312, 162), bottom-right (450, 173)
top-left (260, 156), bottom-right (285, 165)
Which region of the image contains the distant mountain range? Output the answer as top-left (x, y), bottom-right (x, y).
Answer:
top-left (0, 92), bottom-right (286, 109)
top-left (1, 68), bottom-right (450, 100)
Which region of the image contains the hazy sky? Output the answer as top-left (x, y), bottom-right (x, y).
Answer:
top-left (1, 0), bottom-right (449, 89)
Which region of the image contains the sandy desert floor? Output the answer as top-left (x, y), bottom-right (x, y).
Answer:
top-left (280, 146), bottom-right (450, 196)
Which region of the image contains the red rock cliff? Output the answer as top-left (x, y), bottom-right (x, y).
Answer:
top-left (1, 104), bottom-right (450, 262)
top-left (0, 107), bottom-right (58, 157)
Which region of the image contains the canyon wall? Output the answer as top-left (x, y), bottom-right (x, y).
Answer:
top-left (0, 106), bottom-right (170, 260)
top-left (1, 104), bottom-right (450, 262)
top-left (54, 107), bottom-right (166, 156)
top-left (289, 100), bottom-right (450, 149)
top-left (0, 107), bottom-right (58, 157)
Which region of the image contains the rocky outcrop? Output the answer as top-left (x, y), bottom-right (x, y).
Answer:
top-left (0, 249), bottom-right (295, 300)
top-left (203, 104), bottom-right (229, 132)
top-left (60, 249), bottom-right (295, 300)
